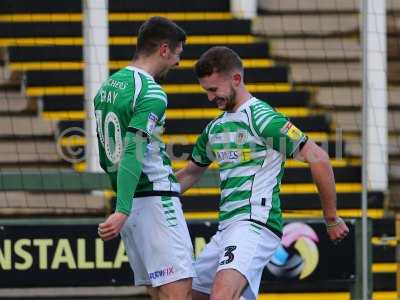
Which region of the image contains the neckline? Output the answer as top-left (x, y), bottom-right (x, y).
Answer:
top-left (226, 97), bottom-right (256, 114)
top-left (125, 65), bottom-right (154, 80)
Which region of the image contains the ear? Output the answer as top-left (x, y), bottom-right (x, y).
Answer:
top-left (159, 43), bottom-right (169, 58)
top-left (232, 72), bottom-right (242, 87)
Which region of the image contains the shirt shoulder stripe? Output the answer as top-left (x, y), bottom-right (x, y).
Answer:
top-left (132, 71), bottom-right (143, 111)
top-left (143, 94), bottom-right (167, 105)
top-left (259, 115), bottom-right (278, 132)
top-left (147, 88), bottom-right (167, 97)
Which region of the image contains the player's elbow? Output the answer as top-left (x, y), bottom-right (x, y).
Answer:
top-left (175, 168), bottom-right (187, 183)
top-left (315, 147), bottom-right (330, 164)
top-left (303, 141), bottom-right (330, 166)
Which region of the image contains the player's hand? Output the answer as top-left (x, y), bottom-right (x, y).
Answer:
top-left (98, 212), bottom-right (128, 241)
top-left (325, 217), bottom-right (349, 244)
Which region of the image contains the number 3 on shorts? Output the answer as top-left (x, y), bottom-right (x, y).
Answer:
top-left (220, 245), bottom-right (237, 265)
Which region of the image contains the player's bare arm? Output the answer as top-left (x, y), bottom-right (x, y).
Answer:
top-left (176, 161), bottom-right (208, 194)
top-left (295, 139), bottom-right (349, 242)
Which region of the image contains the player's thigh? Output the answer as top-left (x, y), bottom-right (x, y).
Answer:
top-left (158, 277), bottom-right (192, 300)
top-left (210, 269), bottom-right (247, 300)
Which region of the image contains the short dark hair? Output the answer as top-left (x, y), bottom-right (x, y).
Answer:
top-left (135, 17), bottom-right (186, 57)
top-left (194, 46), bottom-right (243, 78)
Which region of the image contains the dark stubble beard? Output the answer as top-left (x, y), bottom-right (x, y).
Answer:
top-left (214, 86), bottom-right (236, 111)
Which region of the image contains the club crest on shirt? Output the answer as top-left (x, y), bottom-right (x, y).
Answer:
top-left (280, 121), bottom-right (303, 141)
top-left (235, 130), bottom-right (248, 145)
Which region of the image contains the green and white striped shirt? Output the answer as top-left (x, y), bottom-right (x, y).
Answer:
top-left (191, 97), bottom-right (307, 233)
